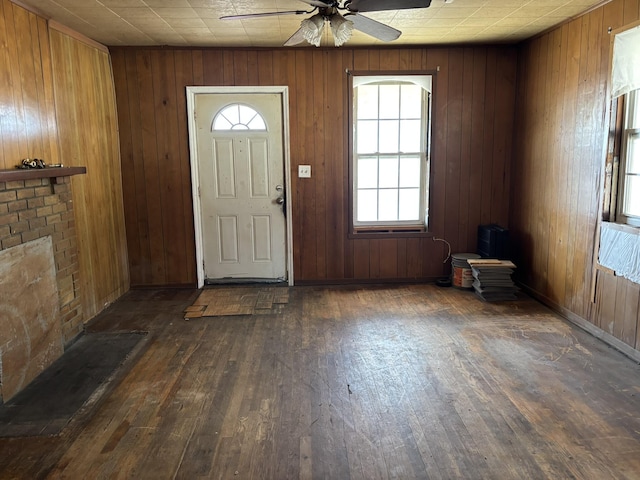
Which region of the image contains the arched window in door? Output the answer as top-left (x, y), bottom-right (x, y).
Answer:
top-left (212, 104), bottom-right (267, 131)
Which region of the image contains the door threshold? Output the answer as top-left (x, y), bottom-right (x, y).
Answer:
top-left (204, 278), bottom-right (288, 286)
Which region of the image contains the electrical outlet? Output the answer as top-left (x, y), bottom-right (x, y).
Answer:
top-left (298, 165), bottom-right (311, 178)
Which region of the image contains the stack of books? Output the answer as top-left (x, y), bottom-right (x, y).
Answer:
top-left (467, 259), bottom-right (517, 302)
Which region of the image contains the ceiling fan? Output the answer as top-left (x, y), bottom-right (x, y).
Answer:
top-left (221, 0), bottom-right (432, 47)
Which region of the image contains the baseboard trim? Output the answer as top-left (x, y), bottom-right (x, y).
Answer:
top-left (519, 283), bottom-right (640, 364)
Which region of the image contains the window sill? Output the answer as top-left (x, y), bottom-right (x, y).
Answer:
top-left (349, 226), bottom-right (432, 239)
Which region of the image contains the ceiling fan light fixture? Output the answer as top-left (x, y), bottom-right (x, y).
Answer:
top-left (329, 13), bottom-right (353, 46)
top-left (300, 13), bottom-right (325, 46)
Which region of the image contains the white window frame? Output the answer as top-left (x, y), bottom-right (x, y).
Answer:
top-left (617, 89), bottom-right (640, 227)
top-left (350, 73), bottom-right (432, 232)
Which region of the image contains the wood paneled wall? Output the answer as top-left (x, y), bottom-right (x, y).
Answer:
top-left (511, 0), bottom-right (640, 353)
top-left (0, 0), bottom-right (59, 170)
top-left (0, 0), bottom-right (129, 331)
top-left (110, 46), bottom-right (517, 286)
top-left (49, 26), bottom-right (129, 320)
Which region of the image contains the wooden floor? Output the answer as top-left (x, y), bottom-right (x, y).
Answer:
top-left (1, 284), bottom-right (640, 479)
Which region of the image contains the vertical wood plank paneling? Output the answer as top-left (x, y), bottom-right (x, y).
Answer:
top-left (296, 50), bottom-right (318, 280)
top-left (466, 48), bottom-right (487, 250)
top-left (192, 50), bottom-right (204, 85)
top-left (0, 0), bottom-right (21, 167)
top-left (353, 239), bottom-right (370, 279)
top-left (443, 48), bottom-right (463, 254)
top-left (257, 50), bottom-right (273, 84)
top-left (325, 50), bottom-right (347, 279)
top-left (622, 282), bottom-right (639, 347)
top-left (512, 0), bottom-right (640, 354)
top-left (36, 16), bottom-right (60, 168)
top-left (379, 238), bottom-right (398, 278)
top-left (111, 49), bottom-right (142, 284)
top-left (49, 28), bottom-right (129, 319)
top-left (173, 50), bottom-right (197, 283)
top-left (0, 1), bottom-right (58, 169)
top-left (136, 50), bottom-right (166, 284)
top-left (15, 6), bottom-right (43, 157)
top-left (313, 50), bottom-right (327, 279)
top-left (547, 25), bottom-right (568, 306)
top-left (203, 50), bottom-right (224, 85)
top-left (127, 50), bottom-right (152, 284)
top-left (151, 50), bottom-right (191, 285)
top-left (111, 45), bottom-right (517, 286)
top-left (480, 49), bottom-right (497, 229)
top-left (457, 48), bottom-right (474, 251)
top-left (569, 10), bottom-right (603, 317)
top-left (233, 50), bottom-right (249, 85)
top-left (491, 49), bottom-right (516, 228)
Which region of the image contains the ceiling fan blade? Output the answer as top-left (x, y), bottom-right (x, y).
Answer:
top-left (345, 0), bottom-right (431, 12)
top-left (220, 10), bottom-right (309, 20)
top-left (344, 13), bottom-right (401, 42)
top-left (297, 0), bottom-right (333, 7)
top-left (284, 27), bottom-right (308, 46)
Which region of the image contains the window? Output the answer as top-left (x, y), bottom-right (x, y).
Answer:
top-left (618, 89), bottom-right (640, 226)
top-left (597, 23), bottom-right (640, 285)
top-left (350, 74), bottom-right (432, 232)
top-left (213, 104), bottom-right (266, 131)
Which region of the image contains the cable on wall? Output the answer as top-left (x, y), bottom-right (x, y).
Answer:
top-left (432, 236), bottom-right (451, 263)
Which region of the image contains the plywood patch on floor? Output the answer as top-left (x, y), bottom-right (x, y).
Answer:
top-left (185, 287), bottom-right (289, 318)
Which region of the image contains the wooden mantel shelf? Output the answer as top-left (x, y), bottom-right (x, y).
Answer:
top-left (0, 166), bottom-right (86, 182)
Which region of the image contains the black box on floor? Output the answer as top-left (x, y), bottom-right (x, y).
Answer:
top-left (477, 224), bottom-right (509, 259)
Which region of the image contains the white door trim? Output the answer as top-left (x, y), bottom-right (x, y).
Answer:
top-left (186, 86), bottom-right (294, 288)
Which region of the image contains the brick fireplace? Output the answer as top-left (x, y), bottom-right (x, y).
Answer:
top-left (0, 168), bottom-right (85, 401)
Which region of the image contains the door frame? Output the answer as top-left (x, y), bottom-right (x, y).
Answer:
top-left (186, 86), bottom-right (294, 288)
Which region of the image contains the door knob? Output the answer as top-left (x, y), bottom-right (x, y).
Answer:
top-left (276, 197), bottom-right (285, 204)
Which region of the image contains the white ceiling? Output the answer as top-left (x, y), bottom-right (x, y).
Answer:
top-left (24, 0), bottom-right (605, 48)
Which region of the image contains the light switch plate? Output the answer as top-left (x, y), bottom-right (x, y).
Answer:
top-left (298, 165), bottom-right (311, 178)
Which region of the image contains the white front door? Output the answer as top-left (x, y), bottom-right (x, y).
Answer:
top-left (188, 88), bottom-right (291, 284)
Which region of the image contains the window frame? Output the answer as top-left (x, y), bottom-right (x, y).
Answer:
top-left (617, 88), bottom-right (640, 227)
top-left (347, 70), bottom-right (436, 238)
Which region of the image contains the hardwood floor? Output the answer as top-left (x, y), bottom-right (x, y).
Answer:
top-left (1, 285), bottom-right (640, 479)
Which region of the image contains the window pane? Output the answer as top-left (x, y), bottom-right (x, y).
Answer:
top-left (627, 133), bottom-right (640, 174)
top-left (623, 175), bottom-right (640, 216)
top-left (357, 190), bottom-right (378, 221)
top-left (399, 157), bottom-right (421, 188)
top-left (223, 105), bottom-right (240, 124)
top-left (214, 104), bottom-right (266, 131)
top-left (379, 189), bottom-right (398, 221)
top-left (357, 85), bottom-right (379, 120)
top-left (379, 85), bottom-right (400, 119)
top-left (357, 120), bottom-right (378, 154)
top-left (379, 120), bottom-right (399, 153)
top-left (213, 116), bottom-right (233, 130)
top-left (247, 116), bottom-right (266, 130)
top-left (399, 119), bottom-right (422, 152)
top-left (400, 85), bottom-right (422, 118)
top-left (379, 156), bottom-right (399, 188)
top-left (358, 157), bottom-right (378, 188)
top-left (399, 188), bottom-right (420, 220)
top-left (239, 105), bottom-right (256, 125)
